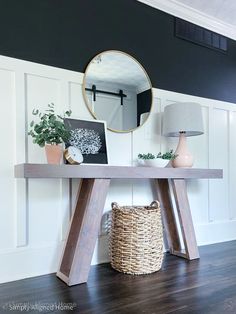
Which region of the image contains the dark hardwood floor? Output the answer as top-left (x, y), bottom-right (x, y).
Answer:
top-left (1, 241), bottom-right (236, 313)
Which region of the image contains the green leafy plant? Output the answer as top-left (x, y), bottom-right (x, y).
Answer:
top-left (156, 149), bottom-right (177, 160)
top-left (138, 153), bottom-right (156, 160)
top-left (138, 150), bottom-right (177, 160)
top-left (28, 103), bottom-right (72, 147)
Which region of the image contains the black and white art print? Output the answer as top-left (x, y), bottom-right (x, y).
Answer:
top-left (64, 118), bottom-right (108, 164)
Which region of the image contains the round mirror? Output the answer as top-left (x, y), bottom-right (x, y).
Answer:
top-left (82, 50), bottom-right (153, 132)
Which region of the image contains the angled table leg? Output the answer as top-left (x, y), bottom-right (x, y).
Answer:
top-left (154, 179), bottom-right (181, 254)
top-left (57, 178), bottom-right (110, 286)
top-left (154, 178), bottom-right (199, 260)
top-left (171, 179), bottom-right (199, 260)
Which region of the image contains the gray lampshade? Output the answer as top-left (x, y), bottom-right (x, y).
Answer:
top-left (162, 102), bottom-right (204, 137)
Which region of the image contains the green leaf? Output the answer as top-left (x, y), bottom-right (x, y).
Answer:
top-left (32, 109), bottom-right (39, 115)
top-left (29, 104), bottom-right (72, 147)
top-left (48, 103), bottom-right (55, 109)
top-left (34, 125), bottom-right (44, 134)
top-left (65, 110), bottom-right (72, 117)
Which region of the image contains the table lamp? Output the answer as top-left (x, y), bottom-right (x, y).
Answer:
top-left (162, 102), bottom-right (204, 168)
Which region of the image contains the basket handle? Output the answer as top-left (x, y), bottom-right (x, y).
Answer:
top-left (150, 200), bottom-right (160, 208)
top-left (111, 202), bottom-right (119, 209)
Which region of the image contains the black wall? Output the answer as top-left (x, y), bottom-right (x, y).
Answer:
top-left (1, 0), bottom-right (236, 103)
top-left (137, 89), bottom-right (152, 125)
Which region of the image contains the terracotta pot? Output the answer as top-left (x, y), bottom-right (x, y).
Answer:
top-left (45, 144), bottom-right (63, 164)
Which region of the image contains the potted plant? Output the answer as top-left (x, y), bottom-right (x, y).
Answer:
top-left (28, 103), bottom-right (71, 164)
top-left (138, 150), bottom-right (177, 167)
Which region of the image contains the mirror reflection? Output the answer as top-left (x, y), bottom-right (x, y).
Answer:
top-left (83, 51), bottom-right (152, 132)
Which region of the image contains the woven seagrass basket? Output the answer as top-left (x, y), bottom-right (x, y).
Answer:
top-left (110, 201), bottom-right (163, 275)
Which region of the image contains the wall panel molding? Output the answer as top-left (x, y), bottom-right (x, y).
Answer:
top-left (14, 71), bottom-right (28, 247)
top-left (1, 54), bottom-right (236, 283)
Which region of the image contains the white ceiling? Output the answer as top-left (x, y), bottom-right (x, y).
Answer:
top-left (138, 0), bottom-right (236, 39)
top-left (86, 51), bottom-right (151, 93)
top-left (176, 0), bottom-right (236, 26)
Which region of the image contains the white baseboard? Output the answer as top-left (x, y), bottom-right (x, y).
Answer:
top-left (0, 238), bottom-right (110, 284)
top-left (0, 243), bottom-right (63, 284)
top-left (195, 220), bottom-right (236, 246)
top-left (1, 220), bottom-right (236, 284)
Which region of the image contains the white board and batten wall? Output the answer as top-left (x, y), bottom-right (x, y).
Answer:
top-left (0, 55), bottom-right (235, 283)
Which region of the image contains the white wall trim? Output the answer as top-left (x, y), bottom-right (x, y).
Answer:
top-left (0, 243), bottom-right (63, 284)
top-left (138, 0), bottom-right (236, 40)
top-left (1, 54), bottom-right (236, 284)
top-left (195, 220), bottom-right (236, 246)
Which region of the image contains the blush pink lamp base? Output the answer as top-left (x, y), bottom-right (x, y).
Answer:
top-left (172, 132), bottom-right (193, 168)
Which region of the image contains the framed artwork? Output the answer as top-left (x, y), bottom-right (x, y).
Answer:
top-left (64, 118), bottom-right (109, 164)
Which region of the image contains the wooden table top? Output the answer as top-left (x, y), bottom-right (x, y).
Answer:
top-left (14, 163), bottom-right (223, 179)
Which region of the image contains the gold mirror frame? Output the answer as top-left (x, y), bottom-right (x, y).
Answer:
top-left (82, 50), bottom-right (153, 133)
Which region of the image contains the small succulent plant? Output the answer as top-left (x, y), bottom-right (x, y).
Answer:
top-left (138, 153), bottom-right (156, 160)
top-left (138, 150), bottom-right (177, 160)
